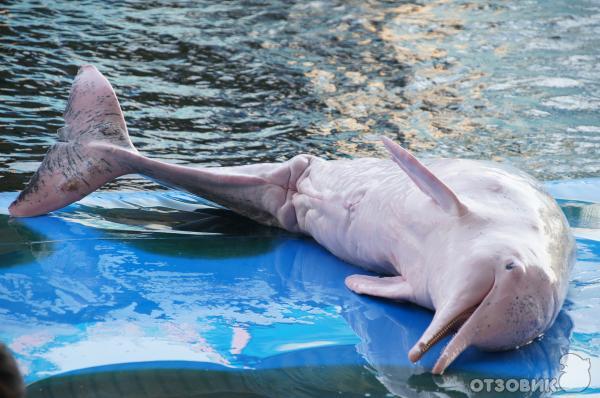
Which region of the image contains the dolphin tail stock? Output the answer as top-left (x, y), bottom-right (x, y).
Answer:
top-left (8, 65), bottom-right (305, 229)
top-left (8, 65), bottom-right (139, 217)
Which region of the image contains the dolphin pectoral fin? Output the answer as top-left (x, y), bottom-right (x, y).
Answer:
top-left (344, 275), bottom-right (413, 301)
top-left (381, 137), bottom-right (468, 217)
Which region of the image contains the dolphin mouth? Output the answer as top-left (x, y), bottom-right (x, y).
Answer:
top-left (408, 276), bottom-right (496, 372)
top-left (409, 304), bottom-right (478, 363)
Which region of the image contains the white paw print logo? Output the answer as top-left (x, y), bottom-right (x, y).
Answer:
top-left (558, 352), bottom-right (591, 393)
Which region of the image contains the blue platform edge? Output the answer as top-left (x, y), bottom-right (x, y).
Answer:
top-left (0, 178), bottom-right (598, 391)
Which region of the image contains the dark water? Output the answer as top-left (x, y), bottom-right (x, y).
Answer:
top-left (0, 0), bottom-right (599, 195)
top-left (26, 362), bottom-right (391, 398)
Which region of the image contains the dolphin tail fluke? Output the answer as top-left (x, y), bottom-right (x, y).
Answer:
top-left (8, 65), bottom-right (137, 217)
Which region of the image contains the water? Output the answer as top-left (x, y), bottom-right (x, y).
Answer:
top-left (0, 184), bottom-right (598, 397)
top-left (0, 0), bottom-right (599, 193)
top-left (0, 0), bottom-right (599, 396)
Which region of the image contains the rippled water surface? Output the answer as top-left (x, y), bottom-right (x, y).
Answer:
top-left (1, 0), bottom-right (599, 192)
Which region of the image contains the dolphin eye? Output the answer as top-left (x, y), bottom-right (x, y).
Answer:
top-left (505, 262), bottom-right (515, 270)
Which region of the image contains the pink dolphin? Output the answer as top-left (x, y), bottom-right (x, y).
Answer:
top-left (8, 65), bottom-right (575, 374)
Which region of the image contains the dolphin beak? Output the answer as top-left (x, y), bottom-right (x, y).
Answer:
top-left (408, 304), bottom-right (477, 363)
top-left (430, 282), bottom-right (498, 374)
top-left (408, 277), bottom-right (496, 373)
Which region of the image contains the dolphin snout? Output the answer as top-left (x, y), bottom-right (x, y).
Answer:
top-left (408, 267), bottom-right (495, 367)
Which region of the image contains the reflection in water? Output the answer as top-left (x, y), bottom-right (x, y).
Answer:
top-left (0, 186), bottom-right (597, 396)
top-left (344, 300), bottom-right (572, 397)
top-left (276, 239), bottom-right (574, 397)
top-left (0, 215), bottom-right (52, 268)
top-left (27, 359), bottom-right (388, 398)
top-left (3, 192), bottom-right (286, 262)
top-left (560, 201), bottom-right (600, 230)
top-left (19, 233), bottom-right (574, 398)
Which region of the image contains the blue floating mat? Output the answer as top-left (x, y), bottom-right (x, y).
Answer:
top-left (1, 179), bottom-right (599, 396)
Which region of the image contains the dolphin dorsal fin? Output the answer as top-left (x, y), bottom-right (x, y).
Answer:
top-left (382, 137), bottom-right (468, 217)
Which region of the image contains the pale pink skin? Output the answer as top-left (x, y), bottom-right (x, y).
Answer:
top-left (8, 65), bottom-right (576, 374)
